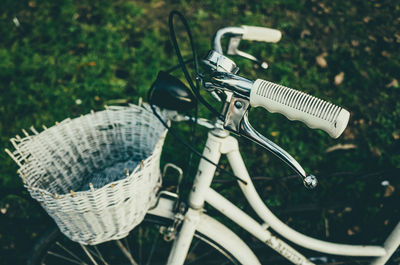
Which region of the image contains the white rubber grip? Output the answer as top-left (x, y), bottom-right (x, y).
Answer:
top-left (250, 79), bottom-right (350, 138)
top-left (241, 26), bottom-right (282, 43)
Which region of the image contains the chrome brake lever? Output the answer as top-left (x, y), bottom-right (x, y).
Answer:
top-left (240, 114), bottom-right (318, 189)
top-left (227, 37), bottom-right (268, 69)
top-left (223, 96), bottom-right (318, 189)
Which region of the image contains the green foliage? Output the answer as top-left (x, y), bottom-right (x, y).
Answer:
top-left (0, 0), bottom-right (399, 263)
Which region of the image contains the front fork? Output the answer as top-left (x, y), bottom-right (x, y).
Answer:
top-left (166, 132), bottom-right (223, 265)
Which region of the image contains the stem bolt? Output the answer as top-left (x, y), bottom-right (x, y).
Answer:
top-left (234, 101), bottom-right (243, 109)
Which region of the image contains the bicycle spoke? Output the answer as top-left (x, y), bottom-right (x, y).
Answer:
top-left (186, 249), bottom-right (215, 265)
top-left (86, 247), bottom-right (103, 260)
top-left (221, 260), bottom-right (232, 265)
top-left (188, 239), bottom-right (201, 256)
top-left (123, 237), bottom-right (131, 256)
top-left (47, 250), bottom-right (85, 265)
top-left (115, 239), bottom-right (138, 265)
top-left (80, 244), bottom-right (99, 265)
top-left (145, 231), bottom-right (160, 265)
top-left (56, 241), bottom-right (87, 264)
top-left (93, 245), bottom-right (109, 265)
top-left (138, 227), bottom-right (143, 265)
top-left (31, 218), bottom-right (239, 265)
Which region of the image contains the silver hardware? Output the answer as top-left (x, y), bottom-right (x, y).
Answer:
top-left (219, 94), bottom-right (314, 187)
top-left (203, 31), bottom-right (318, 188)
top-left (163, 163), bottom-right (184, 195)
top-left (226, 36), bottom-right (241, 55)
top-left (212, 27), bottom-right (268, 68)
top-left (148, 190), bottom-right (179, 211)
top-left (240, 113), bottom-right (312, 184)
top-left (213, 27), bottom-right (245, 54)
top-left (303, 175), bottom-right (318, 189)
top-left (202, 50), bottom-right (239, 74)
top-left (210, 120), bottom-right (230, 138)
top-left (201, 53), bottom-right (253, 98)
top-left (227, 37), bottom-right (268, 69)
top-left (234, 100), bottom-right (243, 109)
top-left (160, 202), bottom-right (186, 241)
top-left (210, 91), bottom-right (223, 102)
top-left (224, 97), bottom-right (250, 133)
top-left (210, 72), bottom-right (253, 97)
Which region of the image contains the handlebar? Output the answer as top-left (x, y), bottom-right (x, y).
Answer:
top-left (213, 25), bottom-right (282, 68)
top-left (250, 79), bottom-right (350, 138)
top-left (241, 26), bottom-right (282, 43)
top-left (201, 26), bottom-right (351, 188)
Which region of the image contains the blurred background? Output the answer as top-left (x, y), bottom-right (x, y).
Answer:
top-left (0, 0), bottom-right (399, 264)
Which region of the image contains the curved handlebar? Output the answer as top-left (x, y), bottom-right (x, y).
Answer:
top-left (250, 79), bottom-right (350, 138)
top-left (213, 26), bottom-right (282, 54)
top-left (241, 26), bottom-right (282, 43)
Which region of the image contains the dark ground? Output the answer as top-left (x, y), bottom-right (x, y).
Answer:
top-left (0, 0), bottom-right (399, 264)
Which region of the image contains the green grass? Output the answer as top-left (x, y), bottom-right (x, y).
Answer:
top-left (0, 0), bottom-right (399, 263)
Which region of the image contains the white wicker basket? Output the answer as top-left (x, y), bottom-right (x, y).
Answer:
top-left (6, 104), bottom-right (168, 245)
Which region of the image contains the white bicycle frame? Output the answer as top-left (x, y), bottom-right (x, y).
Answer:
top-left (149, 130), bottom-right (400, 265)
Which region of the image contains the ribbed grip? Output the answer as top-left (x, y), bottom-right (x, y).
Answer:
top-left (241, 26), bottom-right (282, 43)
top-left (250, 79), bottom-right (350, 138)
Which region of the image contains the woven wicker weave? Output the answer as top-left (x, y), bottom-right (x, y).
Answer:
top-left (6, 104), bottom-right (168, 245)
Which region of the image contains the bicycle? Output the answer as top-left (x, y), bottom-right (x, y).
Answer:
top-left (21, 11), bottom-right (400, 265)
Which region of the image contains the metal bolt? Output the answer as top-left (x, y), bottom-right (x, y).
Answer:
top-left (234, 100), bottom-right (243, 109)
top-left (303, 175), bottom-right (318, 189)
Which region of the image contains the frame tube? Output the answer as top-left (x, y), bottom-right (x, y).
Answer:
top-left (370, 222), bottom-right (400, 265)
top-left (167, 208), bottom-right (200, 265)
top-left (189, 132), bottom-right (222, 209)
top-left (223, 136), bottom-right (386, 257)
top-left (206, 188), bottom-right (314, 265)
top-left (149, 197), bottom-right (260, 265)
top-left (168, 132), bottom-right (224, 265)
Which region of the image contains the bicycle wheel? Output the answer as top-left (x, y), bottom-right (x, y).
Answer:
top-left (27, 214), bottom-right (241, 265)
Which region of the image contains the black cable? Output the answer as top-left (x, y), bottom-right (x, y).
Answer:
top-left (168, 10), bottom-right (200, 190)
top-left (148, 11), bottom-right (247, 185)
top-left (166, 58), bottom-right (194, 74)
top-left (147, 84), bottom-right (247, 185)
top-left (168, 10), bottom-right (223, 120)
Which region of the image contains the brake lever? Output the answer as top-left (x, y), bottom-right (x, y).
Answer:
top-left (227, 36), bottom-right (268, 69)
top-left (223, 96), bottom-right (318, 189)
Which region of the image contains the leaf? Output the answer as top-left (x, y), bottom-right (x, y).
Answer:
top-left (334, 72), bottom-right (345, 86)
top-left (326, 144), bottom-right (357, 153)
top-left (395, 33), bottom-right (400, 43)
top-left (347, 226), bottom-right (360, 236)
top-left (381, 51), bottom-right (391, 58)
top-left (316, 52), bottom-right (328, 68)
top-left (386, 79), bottom-right (398, 88)
top-left (363, 16), bottom-right (371, 23)
top-left (270, 131), bottom-right (279, 137)
top-left (300, 29), bottom-right (311, 39)
top-left (392, 131), bottom-right (399, 140)
top-left (343, 127), bottom-right (356, 140)
top-left (351, 40), bottom-right (359, 47)
top-left (384, 185), bottom-right (395, 197)
top-left (371, 146), bottom-right (382, 156)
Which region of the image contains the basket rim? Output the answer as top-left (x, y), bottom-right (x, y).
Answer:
top-left (7, 104), bottom-right (169, 199)
top-left (24, 129), bottom-right (168, 199)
